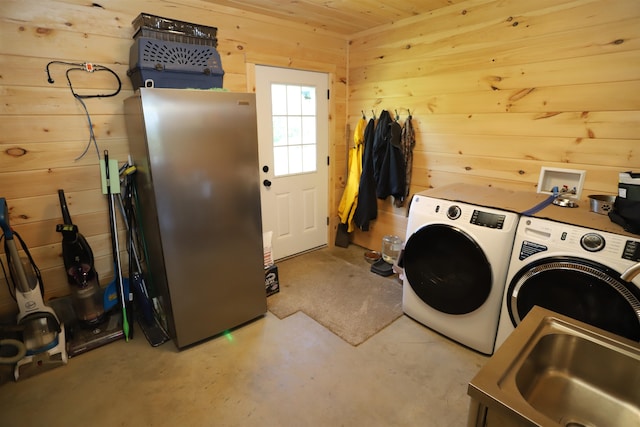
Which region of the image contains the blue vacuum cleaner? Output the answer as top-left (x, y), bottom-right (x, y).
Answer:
top-left (0, 198), bottom-right (68, 380)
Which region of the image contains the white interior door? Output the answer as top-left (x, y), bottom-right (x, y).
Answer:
top-left (255, 65), bottom-right (329, 260)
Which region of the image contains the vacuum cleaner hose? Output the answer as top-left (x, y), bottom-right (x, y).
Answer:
top-left (0, 339), bottom-right (27, 365)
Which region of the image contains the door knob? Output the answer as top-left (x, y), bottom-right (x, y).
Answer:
top-left (263, 179), bottom-right (272, 188)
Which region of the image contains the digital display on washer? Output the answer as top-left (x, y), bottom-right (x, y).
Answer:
top-left (471, 210), bottom-right (505, 229)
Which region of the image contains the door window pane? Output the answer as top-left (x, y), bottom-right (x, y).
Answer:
top-left (288, 145), bottom-right (302, 174)
top-left (272, 116), bottom-right (287, 147)
top-left (301, 86), bottom-right (315, 115)
top-left (287, 116), bottom-right (302, 146)
top-left (272, 83), bottom-right (317, 177)
top-left (271, 85), bottom-right (287, 115)
top-left (286, 86), bottom-right (302, 115)
top-left (273, 146), bottom-right (288, 176)
top-left (302, 117), bottom-right (316, 145)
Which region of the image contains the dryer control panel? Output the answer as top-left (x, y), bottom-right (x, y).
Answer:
top-left (470, 210), bottom-right (506, 229)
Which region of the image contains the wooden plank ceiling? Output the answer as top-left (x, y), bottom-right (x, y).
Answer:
top-left (202, 0), bottom-right (463, 36)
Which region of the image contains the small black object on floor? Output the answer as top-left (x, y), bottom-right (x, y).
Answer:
top-left (371, 259), bottom-right (394, 277)
top-left (334, 223), bottom-right (350, 248)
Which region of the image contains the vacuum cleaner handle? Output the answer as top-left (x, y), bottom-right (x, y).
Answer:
top-left (56, 190), bottom-right (96, 283)
top-left (58, 189), bottom-right (73, 225)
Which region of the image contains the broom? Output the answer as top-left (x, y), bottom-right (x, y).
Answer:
top-left (101, 150), bottom-right (130, 341)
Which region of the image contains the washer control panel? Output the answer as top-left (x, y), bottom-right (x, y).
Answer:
top-left (623, 240), bottom-right (640, 262)
top-left (580, 232), bottom-right (606, 252)
top-left (520, 217), bottom-right (640, 263)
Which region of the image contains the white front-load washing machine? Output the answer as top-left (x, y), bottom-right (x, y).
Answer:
top-left (402, 194), bottom-right (519, 355)
top-left (495, 216), bottom-right (640, 351)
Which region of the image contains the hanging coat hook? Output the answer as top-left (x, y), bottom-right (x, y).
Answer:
top-left (394, 109), bottom-right (400, 121)
top-left (407, 109), bottom-right (412, 118)
top-left (361, 110), bottom-right (366, 119)
top-left (371, 110), bottom-right (376, 120)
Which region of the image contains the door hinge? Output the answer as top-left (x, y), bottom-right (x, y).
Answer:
top-left (327, 217), bottom-right (329, 226)
top-left (327, 89), bottom-right (330, 100)
top-left (327, 156), bottom-right (330, 166)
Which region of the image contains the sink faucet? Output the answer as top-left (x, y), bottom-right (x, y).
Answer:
top-left (621, 261), bottom-right (640, 282)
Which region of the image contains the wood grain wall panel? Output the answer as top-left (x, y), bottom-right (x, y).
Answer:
top-left (1, 87), bottom-right (131, 116)
top-left (0, 141), bottom-right (130, 174)
top-left (350, 1), bottom-right (637, 64)
top-left (5, 190), bottom-right (108, 227)
top-left (415, 134), bottom-right (639, 169)
top-left (0, 0), bottom-right (348, 318)
top-left (414, 111), bottom-right (640, 139)
top-left (346, 0), bottom-right (640, 249)
top-left (1, 115), bottom-right (127, 145)
top-left (1, 166), bottom-right (102, 199)
top-left (7, 212), bottom-right (110, 247)
top-left (2, 22), bottom-right (133, 64)
top-left (349, 79), bottom-right (640, 114)
top-left (353, 55), bottom-right (640, 109)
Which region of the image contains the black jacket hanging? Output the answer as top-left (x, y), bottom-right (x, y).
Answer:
top-left (372, 110), bottom-right (392, 189)
top-left (353, 117), bottom-right (378, 231)
top-left (373, 110), bottom-right (406, 201)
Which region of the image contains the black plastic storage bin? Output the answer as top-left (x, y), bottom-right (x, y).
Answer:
top-left (132, 13), bottom-right (218, 47)
top-left (127, 37), bottom-right (224, 89)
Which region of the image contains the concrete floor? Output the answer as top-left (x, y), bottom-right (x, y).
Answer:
top-left (0, 245), bottom-right (489, 426)
top-left (0, 306), bottom-right (487, 426)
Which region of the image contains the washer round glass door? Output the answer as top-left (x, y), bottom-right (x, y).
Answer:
top-left (403, 224), bottom-right (492, 315)
top-left (507, 256), bottom-right (640, 341)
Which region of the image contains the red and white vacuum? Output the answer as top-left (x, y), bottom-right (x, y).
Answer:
top-left (0, 198), bottom-right (67, 380)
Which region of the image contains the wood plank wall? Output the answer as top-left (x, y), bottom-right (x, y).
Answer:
top-left (1, 0), bottom-right (638, 318)
top-left (346, 0), bottom-right (640, 251)
top-left (0, 0), bottom-right (348, 318)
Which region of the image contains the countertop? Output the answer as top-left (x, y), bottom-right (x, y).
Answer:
top-left (418, 183), bottom-right (637, 238)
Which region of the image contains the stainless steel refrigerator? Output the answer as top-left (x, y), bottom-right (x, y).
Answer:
top-left (124, 88), bottom-right (266, 348)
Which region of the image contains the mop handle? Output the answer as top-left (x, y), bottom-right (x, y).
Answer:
top-left (104, 150), bottom-right (130, 341)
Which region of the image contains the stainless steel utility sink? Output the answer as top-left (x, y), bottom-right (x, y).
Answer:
top-left (468, 306), bottom-right (640, 427)
top-left (511, 332), bottom-right (639, 426)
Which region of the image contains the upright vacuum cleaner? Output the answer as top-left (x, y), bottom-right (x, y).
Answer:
top-left (57, 189), bottom-right (105, 327)
top-left (0, 198), bottom-right (67, 380)
top-left (56, 189), bottom-right (124, 357)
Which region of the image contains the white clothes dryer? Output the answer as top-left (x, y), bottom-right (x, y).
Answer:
top-left (402, 194), bottom-right (519, 355)
top-left (495, 216), bottom-right (640, 351)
